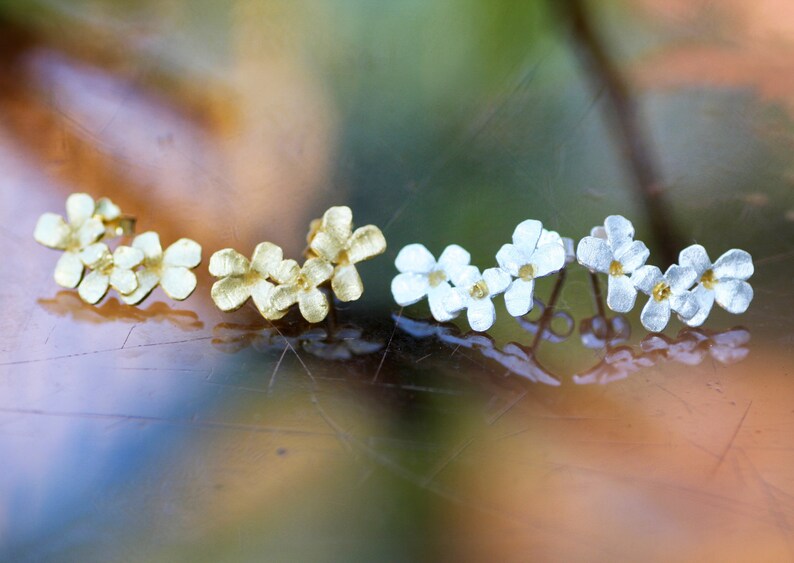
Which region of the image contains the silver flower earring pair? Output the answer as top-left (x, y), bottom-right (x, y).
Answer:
top-left (576, 215), bottom-right (753, 332)
top-left (391, 215), bottom-right (754, 333)
top-left (391, 219), bottom-right (572, 332)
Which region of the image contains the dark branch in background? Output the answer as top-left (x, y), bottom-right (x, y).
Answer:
top-left (555, 0), bottom-right (679, 265)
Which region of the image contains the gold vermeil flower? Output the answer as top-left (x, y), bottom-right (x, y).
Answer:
top-left (270, 257), bottom-right (334, 323)
top-left (209, 242), bottom-right (286, 319)
top-left (307, 206), bottom-right (386, 302)
top-left (121, 231), bottom-right (202, 304)
top-left (77, 243), bottom-right (145, 304)
top-left (33, 193), bottom-right (122, 288)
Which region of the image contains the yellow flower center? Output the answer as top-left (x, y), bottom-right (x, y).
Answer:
top-left (518, 264), bottom-right (535, 281)
top-left (652, 281), bottom-right (672, 302)
top-left (95, 254), bottom-right (115, 275)
top-left (337, 249), bottom-right (351, 266)
top-left (609, 260), bottom-right (624, 276)
top-left (428, 270), bottom-right (447, 287)
top-left (700, 269), bottom-right (718, 289)
top-left (296, 274), bottom-right (312, 291)
top-left (469, 280), bottom-right (489, 300)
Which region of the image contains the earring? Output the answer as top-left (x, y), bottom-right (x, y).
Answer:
top-left (34, 193), bottom-right (202, 305)
top-left (576, 215), bottom-right (754, 332)
top-left (391, 219), bottom-right (567, 332)
top-left (210, 206), bottom-right (386, 323)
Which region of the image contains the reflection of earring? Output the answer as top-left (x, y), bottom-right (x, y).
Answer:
top-left (34, 193), bottom-right (202, 305)
top-left (210, 206), bottom-right (386, 323)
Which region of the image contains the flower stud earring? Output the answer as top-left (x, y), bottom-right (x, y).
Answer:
top-left (576, 215), bottom-right (650, 313)
top-left (391, 219), bottom-right (566, 332)
top-left (306, 206), bottom-right (387, 302)
top-left (34, 193), bottom-right (202, 305)
top-left (210, 206), bottom-right (386, 323)
top-left (677, 244), bottom-right (754, 326)
top-left (34, 193), bottom-right (125, 288)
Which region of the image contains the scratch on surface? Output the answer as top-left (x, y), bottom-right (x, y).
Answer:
top-left (654, 383), bottom-right (694, 414)
top-left (121, 324), bottom-right (137, 349)
top-left (712, 400), bottom-right (752, 476)
top-left (268, 344), bottom-right (289, 392)
top-left (372, 309), bottom-right (400, 383)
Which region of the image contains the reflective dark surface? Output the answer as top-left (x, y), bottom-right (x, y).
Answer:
top-left (2, 1), bottom-right (794, 561)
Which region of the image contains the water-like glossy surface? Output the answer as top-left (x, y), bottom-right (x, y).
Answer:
top-left (2, 2), bottom-right (794, 560)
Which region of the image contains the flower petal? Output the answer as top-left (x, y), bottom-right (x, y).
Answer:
top-left (303, 257), bottom-right (334, 286)
top-left (395, 244), bottom-right (436, 274)
top-left (678, 244), bottom-right (711, 277)
top-left (160, 266), bottom-right (197, 300)
top-left (670, 291), bottom-right (697, 319)
top-left (604, 215), bottom-right (634, 251)
top-left (249, 278), bottom-right (280, 317)
top-left (347, 225), bottom-right (386, 264)
top-left (309, 232), bottom-right (344, 262)
top-left (120, 269), bottom-right (159, 305)
top-left (132, 232), bottom-right (163, 261)
top-left (34, 213), bottom-right (70, 249)
top-left (163, 238), bottom-right (202, 269)
top-left (80, 243), bottom-right (111, 268)
top-left (249, 242), bottom-right (282, 277)
top-left (607, 274), bottom-right (637, 313)
top-left (483, 267), bottom-right (511, 296)
top-left (590, 226), bottom-right (607, 239)
top-left (113, 246), bottom-right (144, 270)
top-left (640, 297), bottom-right (671, 332)
top-left (332, 264), bottom-right (363, 302)
top-left (211, 277), bottom-right (251, 311)
top-left (632, 265), bottom-right (664, 294)
top-left (450, 265), bottom-right (481, 288)
top-left (78, 271), bottom-right (110, 304)
top-left (75, 217), bottom-right (105, 248)
top-left (615, 240), bottom-right (650, 273)
top-left (271, 284), bottom-right (300, 311)
top-left (682, 284), bottom-right (715, 327)
top-left (54, 251), bottom-right (84, 288)
top-left (714, 279), bottom-right (753, 314)
top-left (512, 219), bottom-right (542, 251)
top-left (467, 299), bottom-right (496, 332)
top-left (531, 243), bottom-right (566, 277)
top-left (209, 249), bottom-right (250, 278)
top-left (576, 236), bottom-right (612, 273)
top-left (321, 206), bottom-right (353, 240)
top-left (713, 249), bottom-right (754, 281)
top-left (495, 244), bottom-right (524, 277)
top-left (298, 287), bottom-right (330, 323)
top-left (504, 278), bottom-right (535, 317)
top-left (665, 264), bottom-right (698, 293)
top-left (110, 268), bottom-right (138, 295)
top-left (428, 283), bottom-right (459, 322)
top-left (66, 193), bottom-right (95, 225)
top-left (94, 197), bottom-right (120, 220)
top-left (437, 244), bottom-right (471, 274)
top-left (391, 273), bottom-right (430, 306)
top-left (539, 228), bottom-right (563, 247)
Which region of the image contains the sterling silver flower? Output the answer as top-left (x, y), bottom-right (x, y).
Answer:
top-left (77, 243), bottom-right (144, 304)
top-left (496, 220), bottom-right (566, 317)
top-left (391, 244), bottom-right (471, 322)
top-left (445, 265), bottom-right (512, 332)
top-left (632, 264), bottom-right (698, 332)
top-left (677, 244), bottom-right (754, 326)
top-left (576, 215), bottom-right (650, 313)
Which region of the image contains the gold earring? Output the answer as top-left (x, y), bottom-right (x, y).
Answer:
top-left (34, 193), bottom-right (201, 305)
top-left (209, 206), bottom-right (386, 323)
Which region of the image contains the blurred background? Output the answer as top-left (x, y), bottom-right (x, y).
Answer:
top-left (1, 0), bottom-right (794, 560)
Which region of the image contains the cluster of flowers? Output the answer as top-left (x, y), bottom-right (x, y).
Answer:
top-left (391, 219), bottom-right (573, 332)
top-left (392, 215), bottom-right (753, 333)
top-left (577, 215), bottom-right (754, 332)
top-left (33, 193), bottom-right (201, 305)
top-left (209, 206), bottom-right (386, 323)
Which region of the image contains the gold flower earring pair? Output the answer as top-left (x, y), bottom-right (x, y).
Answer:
top-left (209, 206), bottom-right (386, 322)
top-left (34, 193), bottom-right (202, 305)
